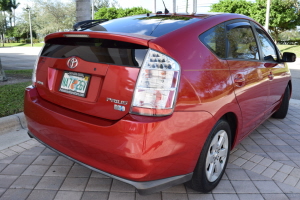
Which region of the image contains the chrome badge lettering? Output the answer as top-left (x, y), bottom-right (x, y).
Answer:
top-left (106, 98), bottom-right (128, 105)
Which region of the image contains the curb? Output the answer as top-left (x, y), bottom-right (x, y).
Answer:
top-left (0, 112), bottom-right (27, 136)
top-left (0, 99), bottom-right (300, 136)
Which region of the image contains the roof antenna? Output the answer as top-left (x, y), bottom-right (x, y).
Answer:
top-left (162, 0), bottom-right (169, 14)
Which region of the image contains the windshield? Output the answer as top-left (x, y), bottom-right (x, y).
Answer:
top-left (89, 15), bottom-right (201, 37)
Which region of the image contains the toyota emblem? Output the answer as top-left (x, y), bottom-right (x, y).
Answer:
top-left (67, 57), bottom-right (78, 69)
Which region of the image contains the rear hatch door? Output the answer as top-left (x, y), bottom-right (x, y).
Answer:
top-left (35, 32), bottom-right (153, 120)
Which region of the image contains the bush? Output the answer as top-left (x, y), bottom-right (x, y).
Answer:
top-left (277, 40), bottom-right (300, 45)
top-left (94, 7), bottom-right (151, 20)
top-left (33, 39), bottom-right (40, 43)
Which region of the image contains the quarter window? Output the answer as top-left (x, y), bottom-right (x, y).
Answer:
top-left (199, 23), bottom-right (226, 58)
top-left (226, 23), bottom-right (259, 60)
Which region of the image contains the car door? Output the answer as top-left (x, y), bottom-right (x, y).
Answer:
top-left (226, 21), bottom-right (270, 137)
top-left (253, 24), bottom-right (290, 115)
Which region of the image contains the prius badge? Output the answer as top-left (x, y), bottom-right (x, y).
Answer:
top-left (106, 97), bottom-right (128, 112)
top-left (67, 57), bottom-right (78, 69)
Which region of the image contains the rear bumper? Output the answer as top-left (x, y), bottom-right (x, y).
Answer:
top-left (24, 86), bottom-right (215, 193)
top-left (28, 130), bottom-right (192, 195)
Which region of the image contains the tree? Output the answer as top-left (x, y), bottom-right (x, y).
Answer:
top-left (94, 7), bottom-right (151, 20)
top-left (93, 0), bottom-right (119, 10)
top-left (210, 0), bottom-right (300, 43)
top-left (210, 0), bottom-right (254, 17)
top-left (279, 28), bottom-right (300, 41)
top-left (8, 0), bottom-right (19, 26)
top-left (0, 0), bottom-right (11, 46)
top-left (31, 0), bottom-right (76, 35)
top-left (250, 0), bottom-right (300, 42)
top-left (5, 24), bottom-right (36, 42)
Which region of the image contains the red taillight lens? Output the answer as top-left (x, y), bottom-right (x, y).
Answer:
top-left (130, 49), bottom-right (180, 116)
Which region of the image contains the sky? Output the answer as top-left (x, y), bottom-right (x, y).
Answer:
top-left (16, 0), bottom-right (220, 15)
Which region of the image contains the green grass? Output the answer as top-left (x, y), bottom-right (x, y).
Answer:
top-left (2, 43), bottom-right (44, 47)
top-left (5, 69), bottom-right (33, 78)
top-left (0, 81), bottom-right (31, 117)
top-left (277, 45), bottom-right (300, 58)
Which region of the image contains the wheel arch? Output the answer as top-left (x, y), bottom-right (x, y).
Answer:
top-left (220, 112), bottom-right (238, 150)
top-left (288, 80), bottom-right (292, 99)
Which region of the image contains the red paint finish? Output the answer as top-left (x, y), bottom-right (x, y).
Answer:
top-left (36, 57), bottom-right (139, 120)
top-left (25, 87), bottom-right (215, 181)
top-left (24, 13), bottom-right (292, 189)
top-left (227, 60), bottom-right (270, 138)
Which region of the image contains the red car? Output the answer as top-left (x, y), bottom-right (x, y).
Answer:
top-left (24, 13), bottom-right (295, 194)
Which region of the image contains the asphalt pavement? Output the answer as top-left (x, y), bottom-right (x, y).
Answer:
top-left (0, 47), bottom-right (42, 70)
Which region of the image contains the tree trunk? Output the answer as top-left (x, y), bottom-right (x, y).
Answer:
top-left (13, 9), bottom-right (16, 26)
top-left (273, 28), bottom-right (280, 44)
top-left (1, 34), bottom-right (4, 47)
top-left (76, 0), bottom-right (91, 22)
top-left (3, 11), bottom-right (7, 29)
top-left (0, 57), bottom-right (8, 82)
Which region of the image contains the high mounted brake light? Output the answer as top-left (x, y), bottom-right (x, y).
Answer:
top-left (130, 49), bottom-right (181, 116)
top-left (64, 34), bottom-right (90, 38)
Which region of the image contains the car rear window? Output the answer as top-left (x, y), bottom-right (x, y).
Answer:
top-left (91, 15), bottom-right (202, 37)
top-left (41, 37), bottom-right (148, 67)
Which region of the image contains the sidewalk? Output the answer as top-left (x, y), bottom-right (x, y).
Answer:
top-left (0, 99), bottom-right (299, 200)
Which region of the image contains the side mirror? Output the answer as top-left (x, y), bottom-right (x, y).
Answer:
top-left (281, 52), bottom-right (296, 62)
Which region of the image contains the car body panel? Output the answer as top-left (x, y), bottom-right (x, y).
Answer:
top-left (24, 13), bottom-right (292, 194)
top-left (36, 56), bottom-right (140, 120)
top-left (25, 86), bottom-right (215, 181)
top-left (227, 60), bottom-right (270, 137)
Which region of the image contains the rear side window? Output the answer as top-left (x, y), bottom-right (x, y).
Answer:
top-left (41, 37), bottom-right (148, 67)
top-left (226, 22), bottom-right (259, 60)
top-left (199, 23), bottom-right (226, 58)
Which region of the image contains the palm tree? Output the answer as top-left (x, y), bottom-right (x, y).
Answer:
top-left (9, 0), bottom-right (20, 26)
top-left (0, 0), bottom-right (11, 46)
top-left (0, 0), bottom-right (11, 28)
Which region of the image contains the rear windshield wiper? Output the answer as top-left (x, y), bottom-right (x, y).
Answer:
top-left (73, 19), bottom-right (108, 31)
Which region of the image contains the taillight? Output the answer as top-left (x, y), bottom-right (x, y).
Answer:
top-left (32, 48), bottom-right (43, 87)
top-left (130, 49), bottom-right (180, 116)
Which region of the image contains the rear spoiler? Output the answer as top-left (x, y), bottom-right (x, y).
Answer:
top-left (44, 31), bottom-right (156, 47)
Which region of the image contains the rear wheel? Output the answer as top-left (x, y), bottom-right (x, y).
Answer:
top-left (186, 119), bottom-right (231, 193)
top-left (272, 85), bottom-right (290, 119)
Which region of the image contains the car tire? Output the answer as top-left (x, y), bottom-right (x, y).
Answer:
top-left (272, 85), bottom-right (290, 119)
top-left (186, 119), bottom-right (231, 193)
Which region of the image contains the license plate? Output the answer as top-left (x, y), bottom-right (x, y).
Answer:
top-left (59, 71), bottom-right (91, 97)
